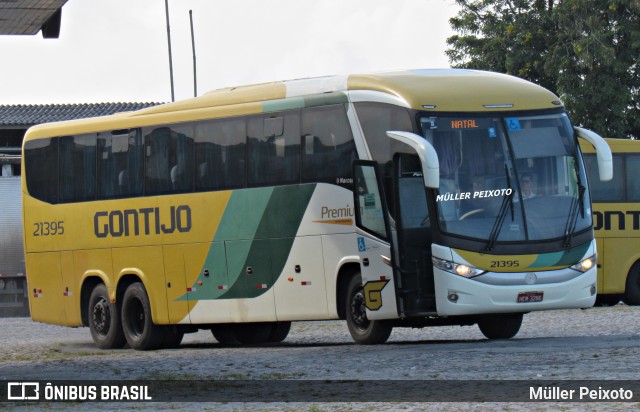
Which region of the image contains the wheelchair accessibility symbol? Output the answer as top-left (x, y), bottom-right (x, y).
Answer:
top-left (357, 237), bottom-right (366, 252)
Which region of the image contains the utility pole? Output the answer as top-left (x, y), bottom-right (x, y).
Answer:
top-left (190, 10), bottom-right (197, 97)
top-left (165, 0), bottom-right (175, 102)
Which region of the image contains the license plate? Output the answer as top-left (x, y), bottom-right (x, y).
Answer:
top-left (517, 291), bottom-right (544, 303)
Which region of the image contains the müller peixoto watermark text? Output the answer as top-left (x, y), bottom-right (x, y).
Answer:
top-left (437, 189), bottom-right (512, 202)
top-left (530, 385), bottom-right (634, 401)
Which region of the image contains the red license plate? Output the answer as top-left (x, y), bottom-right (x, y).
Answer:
top-left (517, 292), bottom-right (544, 303)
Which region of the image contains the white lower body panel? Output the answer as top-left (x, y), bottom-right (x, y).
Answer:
top-left (434, 267), bottom-right (597, 316)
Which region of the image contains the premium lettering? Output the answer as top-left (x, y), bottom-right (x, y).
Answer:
top-left (94, 205), bottom-right (191, 238)
top-left (321, 206), bottom-right (354, 219)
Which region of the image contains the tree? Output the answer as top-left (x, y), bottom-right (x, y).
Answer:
top-left (447, 0), bottom-right (640, 139)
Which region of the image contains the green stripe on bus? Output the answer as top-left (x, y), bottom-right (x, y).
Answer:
top-left (262, 98), bottom-right (305, 112)
top-left (220, 184), bottom-right (316, 299)
top-left (261, 92), bottom-right (348, 113)
top-left (530, 242), bottom-right (591, 268)
top-left (180, 184), bottom-right (316, 301)
top-left (213, 187), bottom-right (274, 241)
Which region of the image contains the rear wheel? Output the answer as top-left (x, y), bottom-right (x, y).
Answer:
top-left (121, 282), bottom-right (164, 350)
top-left (345, 273), bottom-right (392, 344)
top-left (478, 314), bottom-right (523, 339)
top-left (88, 283), bottom-right (126, 349)
top-left (623, 263), bottom-right (640, 305)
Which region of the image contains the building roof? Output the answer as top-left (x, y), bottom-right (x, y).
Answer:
top-left (0, 0), bottom-right (67, 37)
top-left (0, 102), bottom-right (163, 126)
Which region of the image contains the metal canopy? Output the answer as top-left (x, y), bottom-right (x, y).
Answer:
top-left (0, 0), bottom-right (67, 38)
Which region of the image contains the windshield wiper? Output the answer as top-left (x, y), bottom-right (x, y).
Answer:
top-left (504, 164), bottom-right (515, 221)
top-left (563, 183), bottom-right (586, 248)
top-left (563, 149), bottom-right (587, 248)
top-left (486, 164), bottom-right (515, 252)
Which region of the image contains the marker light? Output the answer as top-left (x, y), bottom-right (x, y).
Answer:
top-left (483, 104), bottom-right (514, 109)
top-left (570, 255), bottom-right (596, 273)
top-left (432, 257), bottom-right (485, 278)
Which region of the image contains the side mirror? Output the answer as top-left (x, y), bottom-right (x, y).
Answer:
top-left (575, 127), bottom-right (613, 181)
top-left (386, 131), bottom-right (439, 189)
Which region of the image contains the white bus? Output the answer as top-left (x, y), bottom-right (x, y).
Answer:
top-left (22, 69), bottom-right (612, 349)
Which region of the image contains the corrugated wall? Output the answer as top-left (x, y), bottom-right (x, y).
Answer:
top-left (0, 177), bottom-right (24, 276)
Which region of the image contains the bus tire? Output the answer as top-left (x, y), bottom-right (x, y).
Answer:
top-left (88, 283), bottom-right (126, 349)
top-left (345, 273), bottom-right (392, 344)
top-left (623, 263), bottom-right (640, 305)
top-left (594, 294), bottom-right (621, 307)
top-left (121, 282), bottom-right (164, 350)
top-left (267, 322), bottom-right (292, 343)
top-left (211, 325), bottom-right (239, 345)
top-left (478, 313), bottom-right (523, 339)
top-left (161, 326), bottom-right (184, 349)
top-left (234, 323), bottom-right (273, 344)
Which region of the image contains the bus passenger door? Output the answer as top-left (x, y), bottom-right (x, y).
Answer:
top-left (353, 161), bottom-right (399, 320)
top-left (392, 154), bottom-right (436, 314)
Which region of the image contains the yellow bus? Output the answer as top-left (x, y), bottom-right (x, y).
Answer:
top-left (581, 138), bottom-right (640, 306)
top-left (22, 69), bottom-right (612, 349)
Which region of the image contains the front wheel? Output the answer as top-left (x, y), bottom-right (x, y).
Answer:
top-left (594, 294), bottom-right (621, 307)
top-left (478, 314), bottom-right (523, 339)
top-left (88, 283), bottom-right (126, 349)
top-left (121, 282), bottom-right (164, 350)
top-left (345, 273), bottom-right (392, 344)
top-left (623, 263), bottom-right (640, 305)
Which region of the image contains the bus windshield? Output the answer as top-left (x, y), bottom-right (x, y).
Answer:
top-left (420, 113), bottom-right (591, 243)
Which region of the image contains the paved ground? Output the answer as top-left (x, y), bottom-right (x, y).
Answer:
top-left (2, 305), bottom-right (640, 410)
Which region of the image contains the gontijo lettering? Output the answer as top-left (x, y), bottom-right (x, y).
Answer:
top-left (593, 210), bottom-right (640, 231)
top-left (94, 205), bottom-right (191, 238)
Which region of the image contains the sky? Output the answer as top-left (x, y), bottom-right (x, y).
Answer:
top-left (0, 0), bottom-right (459, 105)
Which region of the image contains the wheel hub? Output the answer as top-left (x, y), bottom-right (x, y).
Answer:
top-left (92, 298), bottom-right (110, 334)
top-left (350, 291), bottom-right (369, 327)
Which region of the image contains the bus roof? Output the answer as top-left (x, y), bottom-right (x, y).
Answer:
top-left (24, 69), bottom-right (562, 140)
top-left (580, 137), bottom-right (639, 154)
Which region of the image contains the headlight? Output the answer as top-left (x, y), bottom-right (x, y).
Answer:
top-left (432, 257), bottom-right (485, 278)
top-left (570, 255), bottom-right (596, 273)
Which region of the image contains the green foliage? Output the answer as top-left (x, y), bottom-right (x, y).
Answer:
top-left (447, 0), bottom-right (640, 138)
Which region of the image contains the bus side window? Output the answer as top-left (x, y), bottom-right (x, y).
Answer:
top-left (353, 102), bottom-right (413, 216)
top-left (301, 105), bottom-right (356, 186)
top-left (626, 155), bottom-right (640, 201)
top-left (144, 126), bottom-right (194, 195)
top-left (24, 137), bottom-right (59, 204)
top-left (59, 134), bottom-right (96, 202)
top-left (97, 129), bottom-right (143, 199)
top-left (584, 154), bottom-right (623, 202)
top-left (247, 111), bottom-right (300, 187)
top-left (195, 117), bottom-right (246, 191)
